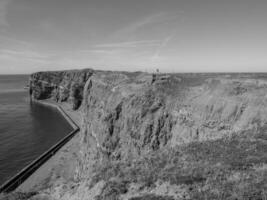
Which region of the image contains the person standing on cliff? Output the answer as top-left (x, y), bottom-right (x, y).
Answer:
top-left (55, 86), bottom-right (59, 102)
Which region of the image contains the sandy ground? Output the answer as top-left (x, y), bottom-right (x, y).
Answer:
top-left (16, 100), bottom-right (82, 193)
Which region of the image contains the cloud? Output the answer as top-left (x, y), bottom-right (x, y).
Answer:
top-left (0, 49), bottom-right (50, 64)
top-left (93, 40), bottom-right (162, 49)
top-left (0, 48), bottom-right (53, 74)
top-left (0, 35), bottom-right (33, 48)
top-left (0, 0), bottom-right (10, 27)
top-left (151, 31), bottom-right (177, 62)
top-left (113, 11), bottom-right (181, 37)
top-left (72, 36), bottom-right (177, 70)
top-left (116, 13), bottom-right (165, 35)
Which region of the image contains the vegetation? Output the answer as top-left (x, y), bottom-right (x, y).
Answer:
top-left (0, 192), bottom-right (37, 200)
top-left (129, 194), bottom-right (175, 200)
top-left (91, 134), bottom-right (267, 200)
top-left (95, 180), bottom-right (128, 200)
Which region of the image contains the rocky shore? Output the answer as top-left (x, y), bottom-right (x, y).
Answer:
top-left (2, 70), bottom-right (267, 200)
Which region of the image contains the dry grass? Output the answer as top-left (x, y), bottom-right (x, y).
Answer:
top-left (90, 148), bottom-right (206, 189)
top-left (129, 194), bottom-right (175, 200)
top-left (0, 192), bottom-right (37, 200)
top-left (90, 134), bottom-right (267, 200)
top-left (95, 180), bottom-right (128, 200)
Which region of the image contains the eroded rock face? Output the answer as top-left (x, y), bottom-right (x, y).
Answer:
top-left (28, 70), bottom-right (267, 200)
top-left (30, 70), bottom-right (267, 160)
top-left (29, 69), bottom-right (93, 110)
top-left (81, 71), bottom-right (177, 162)
top-left (79, 72), bottom-right (267, 165)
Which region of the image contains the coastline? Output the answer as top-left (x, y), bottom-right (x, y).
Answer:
top-left (15, 100), bottom-right (82, 193)
top-left (31, 100), bottom-right (80, 130)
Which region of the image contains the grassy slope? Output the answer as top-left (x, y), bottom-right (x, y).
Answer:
top-left (91, 134), bottom-right (267, 200)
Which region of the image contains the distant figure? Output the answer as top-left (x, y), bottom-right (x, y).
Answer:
top-left (152, 74), bottom-right (156, 84)
top-left (29, 87), bottom-right (32, 96)
top-left (156, 69), bottom-right (159, 73)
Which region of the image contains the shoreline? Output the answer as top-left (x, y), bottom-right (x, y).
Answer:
top-left (2, 99), bottom-right (82, 193)
top-left (32, 100), bottom-right (80, 130)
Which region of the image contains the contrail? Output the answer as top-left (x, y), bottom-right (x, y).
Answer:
top-left (151, 30), bottom-right (177, 63)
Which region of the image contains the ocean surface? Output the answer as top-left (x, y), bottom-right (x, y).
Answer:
top-left (0, 75), bottom-right (73, 185)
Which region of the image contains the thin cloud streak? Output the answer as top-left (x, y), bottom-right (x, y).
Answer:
top-left (0, 35), bottom-right (33, 48)
top-left (0, 0), bottom-right (10, 27)
top-left (113, 12), bottom-right (181, 37)
top-left (0, 49), bottom-right (48, 59)
top-left (0, 49), bottom-right (50, 66)
top-left (151, 31), bottom-right (177, 62)
top-left (93, 40), bottom-right (162, 48)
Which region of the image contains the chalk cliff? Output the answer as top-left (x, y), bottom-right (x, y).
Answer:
top-left (7, 70), bottom-right (267, 200)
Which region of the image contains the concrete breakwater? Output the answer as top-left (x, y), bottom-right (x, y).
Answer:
top-left (0, 101), bottom-right (80, 193)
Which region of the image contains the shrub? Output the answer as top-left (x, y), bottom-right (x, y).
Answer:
top-left (95, 180), bottom-right (129, 200)
top-left (129, 194), bottom-right (175, 200)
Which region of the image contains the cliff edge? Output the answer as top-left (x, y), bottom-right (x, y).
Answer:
top-left (2, 70), bottom-right (267, 200)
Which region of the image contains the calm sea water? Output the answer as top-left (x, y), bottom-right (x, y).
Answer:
top-left (0, 75), bottom-right (72, 185)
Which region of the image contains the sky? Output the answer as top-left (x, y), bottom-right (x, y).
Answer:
top-left (0, 0), bottom-right (267, 74)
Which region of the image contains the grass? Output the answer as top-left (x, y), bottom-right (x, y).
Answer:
top-left (184, 135), bottom-right (267, 170)
top-left (95, 180), bottom-right (128, 200)
top-left (90, 134), bottom-right (267, 200)
top-left (0, 192), bottom-right (37, 200)
top-left (129, 194), bottom-right (175, 200)
top-left (90, 148), bottom-right (206, 189)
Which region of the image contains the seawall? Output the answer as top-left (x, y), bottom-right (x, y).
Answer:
top-left (0, 100), bottom-right (80, 193)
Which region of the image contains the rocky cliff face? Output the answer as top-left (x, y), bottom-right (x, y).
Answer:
top-left (26, 70), bottom-right (267, 200)
top-left (29, 69), bottom-right (93, 110)
top-left (80, 72), bottom-right (267, 160)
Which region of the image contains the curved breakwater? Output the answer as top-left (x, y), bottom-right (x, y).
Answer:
top-left (0, 101), bottom-right (80, 193)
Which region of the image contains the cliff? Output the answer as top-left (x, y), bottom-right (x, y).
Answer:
top-left (4, 70), bottom-right (267, 200)
top-left (29, 69), bottom-right (93, 110)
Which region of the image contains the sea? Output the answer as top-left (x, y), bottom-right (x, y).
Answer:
top-left (0, 75), bottom-right (72, 185)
